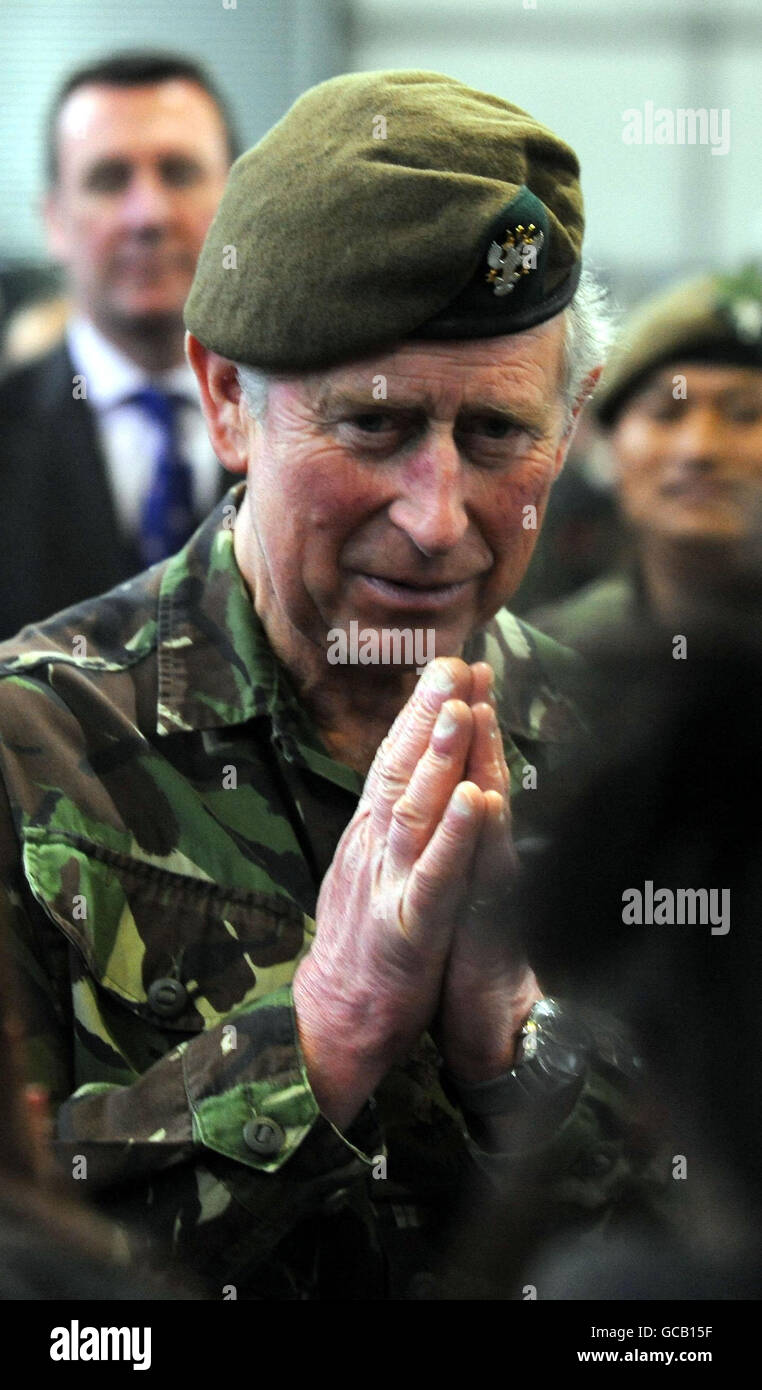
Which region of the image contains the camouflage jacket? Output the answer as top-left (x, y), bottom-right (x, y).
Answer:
top-left (529, 571), bottom-right (644, 653)
top-left (0, 486), bottom-right (649, 1299)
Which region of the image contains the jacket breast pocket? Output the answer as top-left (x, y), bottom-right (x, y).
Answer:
top-left (21, 829), bottom-right (312, 1043)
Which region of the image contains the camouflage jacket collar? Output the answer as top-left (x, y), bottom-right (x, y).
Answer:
top-left (155, 483), bottom-right (583, 752)
top-left (156, 483), bottom-right (284, 737)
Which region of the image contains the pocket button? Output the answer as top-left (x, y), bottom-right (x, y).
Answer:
top-left (147, 977), bottom-right (188, 1019)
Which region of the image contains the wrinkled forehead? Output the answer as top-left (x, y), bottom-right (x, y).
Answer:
top-left (293, 316), bottom-right (568, 417)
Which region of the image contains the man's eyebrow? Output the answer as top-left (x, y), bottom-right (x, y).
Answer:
top-left (159, 152), bottom-right (204, 168)
top-left (309, 384), bottom-right (549, 431)
top-left (719, 384), bottom-right (762, 399)
top-left (635, 380), bottom-right (678, 401)
top-left (308, 385), bottom-right (385, 414)
top-left (457, 400), bottom-right (549, 432)
top-left (83, 155), bottom-right (130, 179)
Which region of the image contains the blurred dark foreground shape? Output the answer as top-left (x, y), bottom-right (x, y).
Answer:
top-left (438, 622), bottom-right (762, 1299)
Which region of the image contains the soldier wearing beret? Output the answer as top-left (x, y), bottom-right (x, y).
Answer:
top-left (0, 72), bottom-right (646, 1299)
top-left (531, 266), bottom-right (762, 649)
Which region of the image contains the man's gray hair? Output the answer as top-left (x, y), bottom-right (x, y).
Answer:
top-left (236, 266), bottom-right (615, 429)
top-left (236, 363), bottom-right (271, 422)
top-left (561, 267), bottom-right (616, 429)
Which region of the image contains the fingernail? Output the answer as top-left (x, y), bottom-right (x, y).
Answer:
top-left (433, 705), bottom-right (457, 740)
top-left (451, 786), bottom-right (473, 817)
top-left (423, 661), bottom-right (454, 694)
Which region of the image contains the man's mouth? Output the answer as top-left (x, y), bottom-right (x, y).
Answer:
top-left (114, 249), bottom-right (193, 278)
top-left (355, 572), bottom-right (475, 609)
top-left (660, 478), bottom-right (735, 502)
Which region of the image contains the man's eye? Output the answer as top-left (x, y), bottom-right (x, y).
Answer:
top-left (347, 414), bottom-right (396, 433)
top-left (457, 414), bottom-right (530, 442)
top-left (455, 417), bottom-right (531, 462)
top-left (470, 416), bottom-right (515, 438)
top-left (85, 162), bottom-right (131, 193)
top-left (160, 157), bottom-right (203, 187)
top-left (725, 403), bottom-right (762, 425)
top-left (642, 399), bottom-right (684, 422)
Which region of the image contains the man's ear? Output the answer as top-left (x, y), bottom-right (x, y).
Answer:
top-left (552, 364), bottom-right (603, 479)
top-left (185, 333), bottom-right (251, 475)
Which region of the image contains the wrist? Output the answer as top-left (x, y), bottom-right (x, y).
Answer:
top-left (440, 972), bottom-right (541, 1082)
top-left (441, 997), bottom-right (593, 1142)
top-left (292, 958), bottom-right (391, 1129)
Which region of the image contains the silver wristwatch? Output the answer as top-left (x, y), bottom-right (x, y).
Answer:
top-left (442, 997), bottom-right (593, 1124)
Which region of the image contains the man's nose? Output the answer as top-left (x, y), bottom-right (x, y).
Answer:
top-left (387, 431), bottom-right (469, 555)
top-left (670, 405), bottom-right (729, 471)
top-left (119, 170), bottom-right (173, 231)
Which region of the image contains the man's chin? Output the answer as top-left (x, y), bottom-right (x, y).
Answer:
top-left (325, 613), bottom-right (476, 667)
top-left (657, 513), bottom-right (750, 546)
top-left (87, 301), bottom-right (187, 367)
top-left (102, 302), bottom-right (186, 339)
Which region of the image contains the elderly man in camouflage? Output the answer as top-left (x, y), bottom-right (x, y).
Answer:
top-left (0, 73), bottom-right (638, 1299)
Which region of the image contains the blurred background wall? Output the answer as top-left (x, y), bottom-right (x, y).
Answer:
top-left (2, 0), bottom-right (759, 310)
top-left (349, 0), bottom-right (761, 306)
top-left (0, 0), bottom-right (352, 318)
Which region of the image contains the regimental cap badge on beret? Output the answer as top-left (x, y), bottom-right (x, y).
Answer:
top-left (729, 299), bottom-right (762, 343)
top-left (715, 265), bottom-right (762, 346)
top-left (486, 223), bottom-right (545, 296)
top-left (412, 187), bottom-right (575, 343)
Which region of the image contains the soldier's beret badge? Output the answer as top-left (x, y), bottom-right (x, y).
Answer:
top-left (486, 224), bottom-right (545, 297)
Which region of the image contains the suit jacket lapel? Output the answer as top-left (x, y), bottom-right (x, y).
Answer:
top-left (41, 343), bottom-right (142, 590)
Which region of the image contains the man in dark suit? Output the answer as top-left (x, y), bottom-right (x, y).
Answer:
top-left (0, 52), bottom-right (236, 639)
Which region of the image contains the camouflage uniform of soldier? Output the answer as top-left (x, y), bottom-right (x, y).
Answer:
top-left (0, 72), bottom-right (655, 1299)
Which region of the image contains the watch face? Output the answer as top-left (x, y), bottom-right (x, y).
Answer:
top-left (533, 998), bottom-right (560, 1023)
top-left (526, 1001), bottom-right (593, 1080)
top-left (443, 1000), bottom-right (594, 1119)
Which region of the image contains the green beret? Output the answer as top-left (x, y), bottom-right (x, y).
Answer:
top-left (184, 69), bottom-right (584, 370)
top-left (594, 265), bottom-right (762, 427)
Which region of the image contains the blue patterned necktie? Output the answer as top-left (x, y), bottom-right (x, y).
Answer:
top-left (130, 386), bottom-right (197, 566)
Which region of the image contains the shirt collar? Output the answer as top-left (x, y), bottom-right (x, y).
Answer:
top-left (155, 484), bottom-right (584, 758)
top-left (66, 315), bottom-right (199, 409)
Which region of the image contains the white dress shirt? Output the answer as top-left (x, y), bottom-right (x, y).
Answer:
top-left (66, 317), bottom-right (222, 540)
